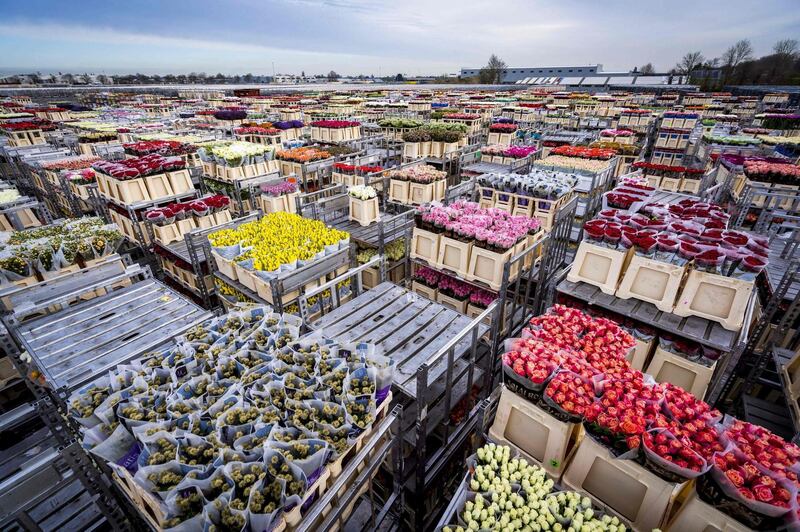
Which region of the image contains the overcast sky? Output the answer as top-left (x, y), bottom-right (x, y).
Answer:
top-left (2, 0), bottom-right (799, 76)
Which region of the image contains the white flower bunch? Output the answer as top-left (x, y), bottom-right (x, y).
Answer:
top-left (0, 188), bottom-right (21, 205)
top-left (349, 185), bottom-right (377, 200)
top-left (545, 491), bottom-right (627, 532)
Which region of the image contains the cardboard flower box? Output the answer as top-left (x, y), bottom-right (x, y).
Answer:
top-left (410, 227), bottom-right (440, 264)
top-left (489, 386), bottom-right (583, 477)
top-left (408, 182), bottom-right (436, 204)
top-left (411, 280), bottom-right (437, 301)
top-left (615, 255), bottom-right (686, 313)
top-left (143, 173), bottom-right (174, 200)
top-left (349, 196), bottom-right (380, 226)
top-left (436, 291), bottom-right (468, 314)
top-left (388, 179), bottom-right (409, 203)
top-left (211, 249), bottom-right (237, 281)
top-left (628, 335), bottom-right (656, 372)
top-left (567, 242), bottom-right (632, 295)
top-left (673, 270), bottom-right (754, 331)
top-left (436, 236), bottom-right (472, 277)
top-left (561, 435), bottom-right (689, 531)
top-left (645, 346), bottom-right (716, 399)
top-left (167, 169), bottom-right (194, 195)
top-left (466, 244), bottom-right (518, 291)
top-left (665, 487), bottom-right (751, 532)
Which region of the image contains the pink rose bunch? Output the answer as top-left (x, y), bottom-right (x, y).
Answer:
top-left (41, 154), bottom-right (101, 171)
top-left (388, 164), bottom-right (446, 184)
top-left (504, 145), bottom-right (538, 159)
top-left (144, 195), bottom-right (230, 225)
top-left (417, 201), bottom-right (540, 251)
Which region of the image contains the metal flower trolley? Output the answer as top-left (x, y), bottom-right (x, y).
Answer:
top-left (0, 259), bottom-right (212, 531)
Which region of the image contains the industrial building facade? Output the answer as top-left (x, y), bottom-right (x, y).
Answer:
top-left (459, 65), bottom-right (602, 83)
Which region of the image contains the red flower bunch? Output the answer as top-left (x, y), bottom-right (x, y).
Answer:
top-left (545, 372), bottom-right (597, 419)
top-left (0, 119), bottom-right (56, 132)
top-left (310, 120), bottom-right (360, 128)
top-left (631, 161), bottom-right (705, 178)
top-left (550, 146), bottom-right (616, 160)
top-left (723, 420), bottom-right (800, 483)
top-left (712, 451), bottom-right (793, 509)
top-left (663, 383), bottom-right (720, 424)
top-left (643, 428), bottom-right (707, 472)
top-left (333, 163), bottom-right (384, 175)
top-left (41, 154), bottom-right (101, 171)
top-left (93, 154), bottom-right (186, 180)
top-left (123, 140), bottom-right (197, 157)
top-left (584, 384), bottom-right (648, 451)
top-left (489, 123), bottom-right (518, 133)
top-left (503, 338), bottom-right (566, 385)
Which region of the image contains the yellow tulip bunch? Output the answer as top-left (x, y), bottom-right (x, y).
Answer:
top-left (209, 212), bottom-right (348, 273)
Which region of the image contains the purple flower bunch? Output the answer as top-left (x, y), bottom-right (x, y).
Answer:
top-left (260, 181), bottom-right (298, 197)
top-left (417, 201), bottom-right (540, 251)
top-left (494, 117), bottom-right (515, 124)
top-left (273, 120), bottom-right (304, 130)
top-left (438, 275), bottom-right (473, 299)
top-left (213, 110), bottom-right (248, 121)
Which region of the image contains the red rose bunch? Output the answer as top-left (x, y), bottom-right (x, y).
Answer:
top-left (310, 120), bottom-right (360, 128)
top-left (643, 428), bottom-right (707, 473)
top-left (550, 146), bottom-right (616, 160)
top-left (723, 420), bottom-right (800, 483)
top-left (663, 383), bottom-right (721, 424)
top-left (712, 451), bottom-right (793, 509)
top-left (123, 139), bottom-right (197, 157)
top-left (489, 123), bottom-right (517, 133)
top-left (502, 338), bottom-right (566, 385)
top-left (545, 371), bottom-right (596, 419)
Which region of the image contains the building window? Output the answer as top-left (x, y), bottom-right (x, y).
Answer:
top-left (558, 70), bottom-right (562, 73)
top-left (568, 70), bottom-right (573, 73)
top-left (511, 70), bottom-right (516, 73)
top-left (549, 70), bottom-right (553, 73)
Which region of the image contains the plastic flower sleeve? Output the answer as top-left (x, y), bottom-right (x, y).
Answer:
top-left (134, 460), bottom-right (200, 498)
top-left (0, 246), bottom-right (32, 280)
top-left (312, 419), bottom-right (353, 457)
top-left (268, 438), bottom-right (330, 485)
top-left (641, 427), bottom-right (709, 482)
top-left (87, 424), bottom-right (142, 475)
top-left (138, 429), bottom-right (179, 464)
top-left (343, 365), bottom-right (377, 399)
top-left (202, 492), bottom-right (247, 532)
top-left (176, 466), bottom-right (234, 504)
top-left (69, 377), bottom-right (111, 427)
top-left (700, 445), bottom-right (795, 528)
top-left (247, 474), bottom-right (286, 532)
top-left (233, 423), bottom-right (274, 453)
top-left (343, 394), bottom-right (377, 431)
top-left (177, 434), bottom-right (216, 468)
top-left (366, 352), bottom-right (395, 405)
top-left (541, 370), bottom-right (598, 423)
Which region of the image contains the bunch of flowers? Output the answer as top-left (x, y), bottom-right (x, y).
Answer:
top-left (272, 120), bottom-right (304, 130)
top-left (0, 119), bottom-right (56, 132)
top-left (489, 123), bottom-right (517, 133)
top-left (631, 161), bottom-right (705, 180)
top-left (209, 212), bottom-right (348, 274)
top-left (67, 307), bottom-right (391, 530)
top-left (703, 134), bottom-right (762, 146)
top-left (0, 188), bottom-right (20, 205)
top-left (549, 146), bottom-right (616, 160)
top-left (65, 168), bottom-right (96, 186)
top-left (503, 145), bottom-right (538, 159)
top-left (310, 120), bottom-right (360, 128)
top-left (388, 164), bottom-right (445, 184)
top-left (417, 201), bottom-right (540, 251)
top-left (93, 154), bottom-right (186, 180)
top-left (348, 185), bottom-right (377, 200)
top-left (202, 141), bottom-right (274, 167)
top-left (600, 129), bottom-right (634, 137)
top-left (743, 127), bottom-right (771, 135)
top-left (144, 195), bottom-right (230, 225)
top-left (743, 160), bottom-right (800, 184)
top-left (663, 112), bottom-right (699, 119)
top-left (276, 147), bottom-right (331, 163)
top-left (538, 155), bottom-right (614, 174)
top-left (412, 265), bottom-right (441, 287)
top-left (437, 274), bottom-right (473, 300)
top-left (333, 163), bottom-right (383, 175)
top-left (440, 113), bottom-right (480, 120)
top-left (260, 181), bottom-right (297, 197)
top-left (213, 110), bottom-right (247, 121)
top-left (123, 140), bottom-right (197, 157)
top-left (469, 288), bottom-right (497, 308)
top-left (234, 126), bottom-right (280, 136)
top-left (758, 113), bottom-right (800, 130)
top-left (377, 118), bottom-right (423, 128)
top-left (78, 131), bottom-right (118, 143)
top-left (478, 169), bottom-right (576, 201)
top-left (40, 154), bottom-right (101, 171)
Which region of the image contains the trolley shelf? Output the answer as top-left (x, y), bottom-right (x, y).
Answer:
top-left (308, 281), bottom-right (488, 400)
top-left (557, 279), bottom-right (744, 352)
top-left (5, 265), bottom-right (210, 392)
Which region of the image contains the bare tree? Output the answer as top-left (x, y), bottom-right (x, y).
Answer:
top-left (479, 54), bottom-right (507, 84)
top-left (721, 39), bottom-right (753, 68)
top-left (774, 38), bottom-right (799, 58)
top-left (675, 51), bottom-right (705, 74)
top-left (639, 63), bottom-right (655, 74)
top-left (327, 71), bottom-right (340, 81)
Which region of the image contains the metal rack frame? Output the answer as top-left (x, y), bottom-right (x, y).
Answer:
top-left (0, 262), bottom-right (211, 531)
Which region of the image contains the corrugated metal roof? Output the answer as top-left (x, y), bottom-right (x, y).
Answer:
top-left (581, 76), bottom-right (610, 85)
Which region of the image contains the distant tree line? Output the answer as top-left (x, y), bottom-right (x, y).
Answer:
top-left (672, 38), bottom-right (800, 89)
